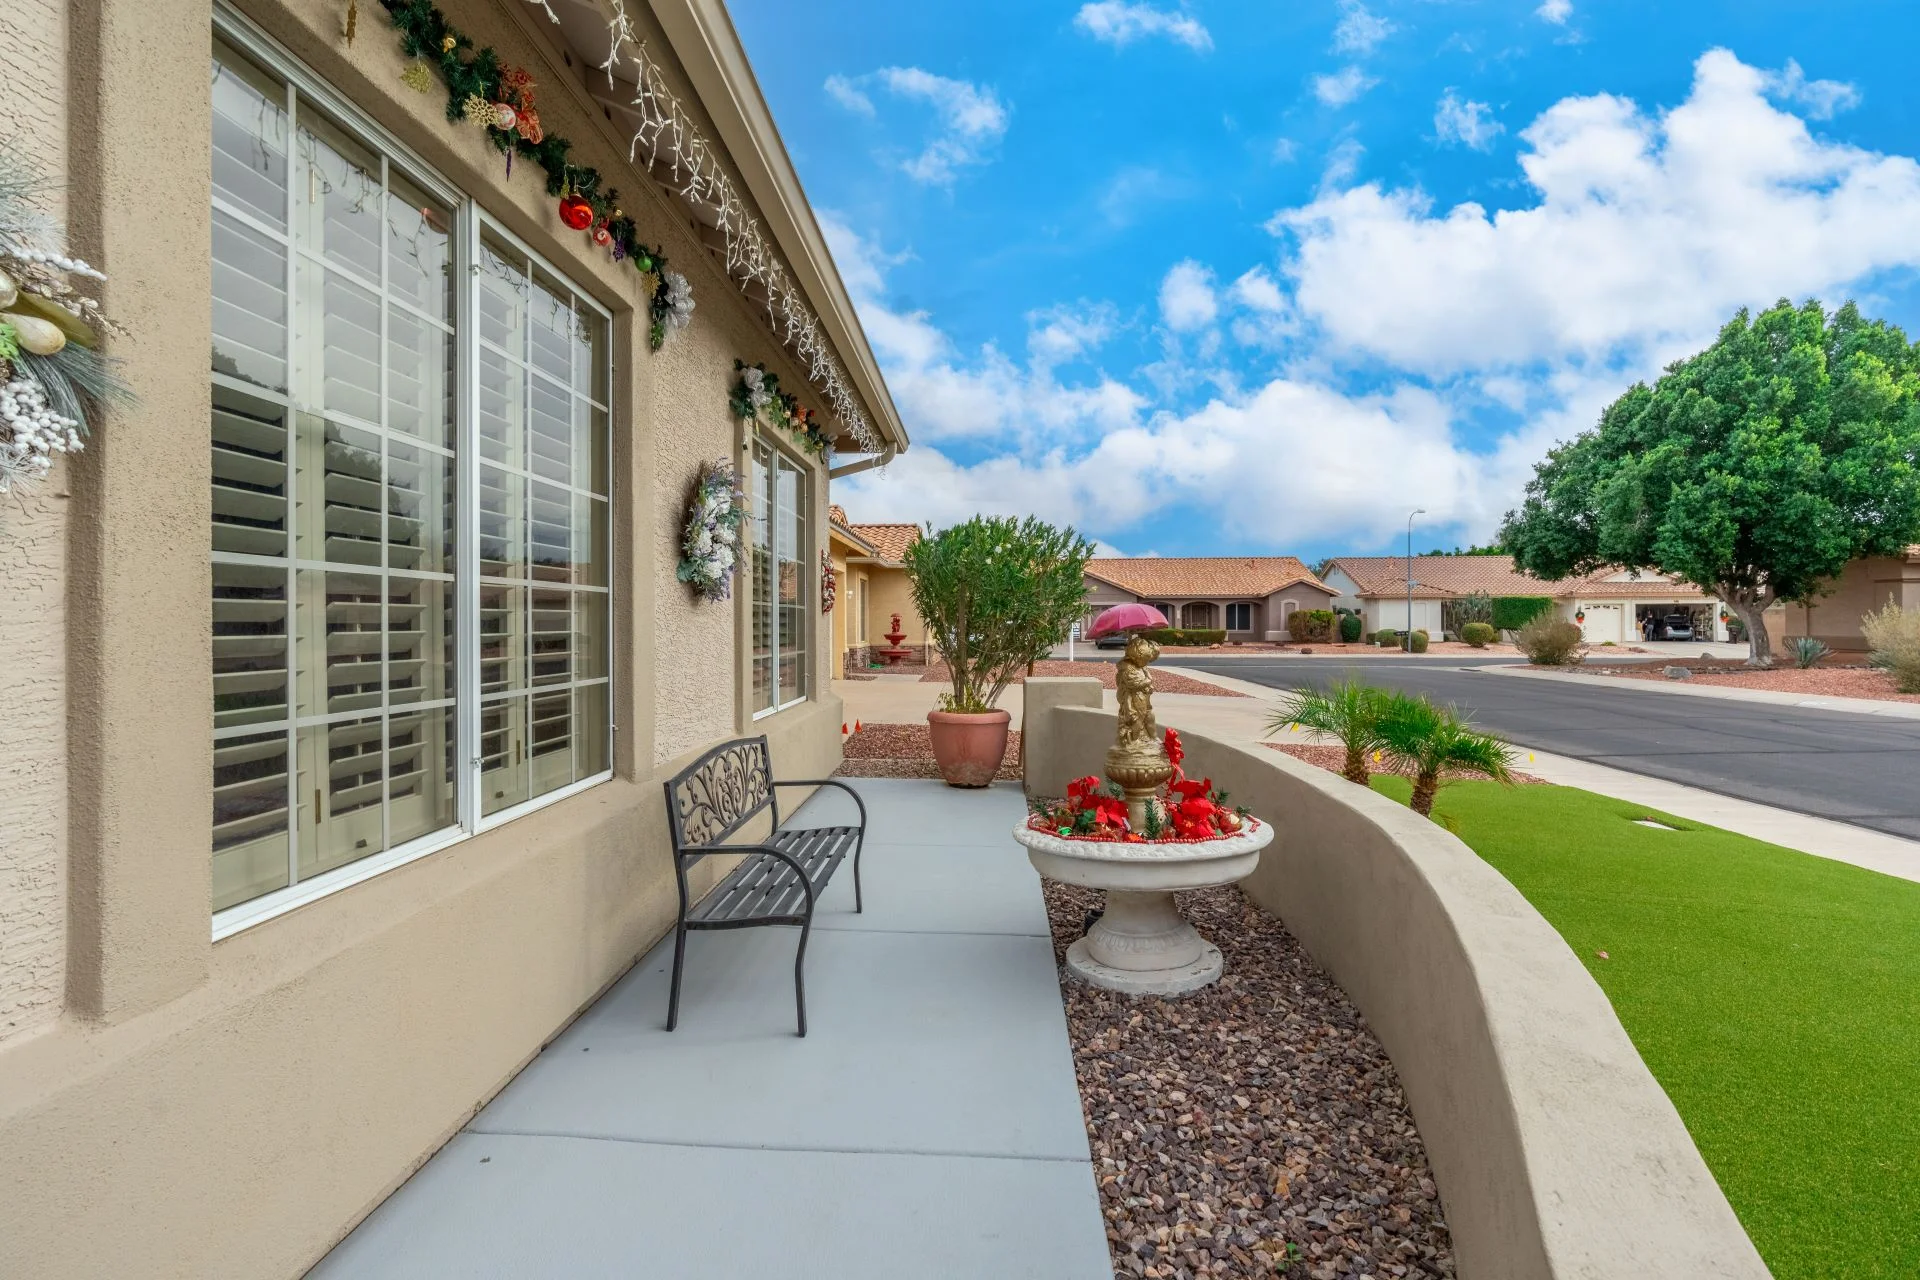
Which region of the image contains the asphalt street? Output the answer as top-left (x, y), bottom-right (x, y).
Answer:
top-left (1083, 651), bottom-right (1920, 840)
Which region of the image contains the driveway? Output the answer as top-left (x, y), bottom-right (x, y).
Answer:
top-left (1146, 654), bottom-right (1920, 841)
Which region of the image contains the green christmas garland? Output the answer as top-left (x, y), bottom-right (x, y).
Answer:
top-left (377, 0), bottom-right (689, 348)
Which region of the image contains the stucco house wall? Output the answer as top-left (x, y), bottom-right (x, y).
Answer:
top-left (0, 2), bottom-right (898, 1275)
top-left (1764, 551), bottom-right (1920, 653)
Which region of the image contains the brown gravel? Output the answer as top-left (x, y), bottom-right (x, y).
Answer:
top-left (833, 721), bottom-right (1023, 781)
top-left (1585, 660), bottom-right (1919, 702)
top-left (1046, 882), bottom-right (1455, 1279)
top-left (1263, 742), bottom-right (1547, 785)
top-left (919, 660), bottom-right (1248, 698)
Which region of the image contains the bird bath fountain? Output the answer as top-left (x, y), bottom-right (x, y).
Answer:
top-left (1012, 603), bottom-right (1272, 995)
top-left (874, 611), bottom-right (915, 666)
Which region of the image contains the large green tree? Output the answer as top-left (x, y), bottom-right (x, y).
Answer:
top-left (1500, 299), bottom-right (1920, 666)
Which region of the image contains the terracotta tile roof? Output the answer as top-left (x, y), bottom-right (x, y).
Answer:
top-left (847, 522), bottom-right (921, 563)
top-left (1325, 555), bottom-right (1712, 600)
top-left (828, 504), bottom-right (849, 525)
top-left (1083, 556), bottom-right (1334, 599)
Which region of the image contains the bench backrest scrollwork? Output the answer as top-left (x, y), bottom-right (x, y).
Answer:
top-left (664, 736), bottom-right (775, 856)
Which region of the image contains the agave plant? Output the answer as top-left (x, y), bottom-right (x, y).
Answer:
top-left (1788, 636), bottom-right (1831, 669)
top-left (1265, 678), bottom-right (1388, 784)
top-left (1375, 693), bottom-right (1517, 818)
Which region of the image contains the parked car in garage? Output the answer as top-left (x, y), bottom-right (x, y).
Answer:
top-left (1662, 614), bottom-right (1695, 641)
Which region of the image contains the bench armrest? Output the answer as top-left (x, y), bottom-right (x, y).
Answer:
top-left (770, 778), bottom-right (868, 833)
top-left (678, 843), bottom-right (818, 909)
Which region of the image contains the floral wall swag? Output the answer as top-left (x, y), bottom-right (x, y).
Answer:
top-left (820, 549), bottom-right (836, 614)
top-left (0, 144), bottom-right (132, 497)
top-left (730, 360), bottom-right (829, 457)
top-left (676, 459), bottom-right (746, 603)
top-left (372, 0), bottom-right (693, 348)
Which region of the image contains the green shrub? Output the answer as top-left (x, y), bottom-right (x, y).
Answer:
top-left (1338, 613), bottom-right (1363, 642)
top-left (1461, 621), bottom-right (1497, 648)
top-left (1515, 614), bottom-right (1584, 666)
top-left (1788, 637), bottom-right (1831, 669)
top-left (1286, 608), bottom-right (1335, 642)
top-left (1491, 596), bottom-right (1555, 631)
top-left (1409, 629), bottom-right (1430, 654)
top-left (1373, 628), bottom-right (1400, 647)
top-left (1139, 627), bottom-right (1227, 646)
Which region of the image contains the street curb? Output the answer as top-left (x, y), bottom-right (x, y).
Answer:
top-left (1479, 663), bottom-right (1920, 721)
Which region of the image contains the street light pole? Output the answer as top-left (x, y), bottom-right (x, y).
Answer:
top-left (1406, 508), bottom-right (1425, 651)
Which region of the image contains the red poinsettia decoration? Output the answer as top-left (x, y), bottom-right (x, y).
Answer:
top-left (1164, 726), bottom-right (1185, 778)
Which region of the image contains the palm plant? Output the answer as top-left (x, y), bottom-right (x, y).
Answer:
top-left (1375, 693), bottom-right (1517, 818)
top-left (1265, 678), bottom-right (1388, 784)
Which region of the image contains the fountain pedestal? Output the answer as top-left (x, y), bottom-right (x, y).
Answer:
top-left (1013, 822), bottom-right (1273, 995)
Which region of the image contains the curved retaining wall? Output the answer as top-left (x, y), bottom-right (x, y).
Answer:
top-left (1027, 684), bottom-right (1768, 1280)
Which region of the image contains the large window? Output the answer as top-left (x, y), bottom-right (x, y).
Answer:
top-left (210, 32), bottom-right (611, 926)
top-left (750, 438), bottom-right (810, 715)
top-left (1226, 602), bottom-right (1253, 631)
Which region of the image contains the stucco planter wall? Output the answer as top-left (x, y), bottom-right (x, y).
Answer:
top-left (1024, 680), bottom-right (1768, 1280)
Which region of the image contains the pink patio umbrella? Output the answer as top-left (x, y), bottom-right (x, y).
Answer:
top-left (1087, 601), bottom-right (1170, 638)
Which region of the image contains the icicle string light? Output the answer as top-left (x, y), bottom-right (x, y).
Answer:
top-left (528, 0), bottom-right (881, 454)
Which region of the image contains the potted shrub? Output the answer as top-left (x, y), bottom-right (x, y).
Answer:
top-left (904, 515), bottom-right (1092, 787)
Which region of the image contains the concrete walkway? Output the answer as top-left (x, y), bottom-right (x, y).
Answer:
top-left (312, 779), bottom-right (1109, 1279)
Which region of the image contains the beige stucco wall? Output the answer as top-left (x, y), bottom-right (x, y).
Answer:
top-left (0, 0), bottom-right (70, 1046)
top-left (1023, 686), bottom-right (1768, 1280)
top-left (1766, 553), bottom-right (1920, 653)
top-left (0, 0), bottom-right (848, 1274)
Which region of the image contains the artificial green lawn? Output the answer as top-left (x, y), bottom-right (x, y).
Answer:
top-left (1368, 776), bottom-right (1920, 1280)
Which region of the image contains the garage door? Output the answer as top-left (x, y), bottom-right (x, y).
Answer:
top-left (1579, 603), bottom-right (1623, 643)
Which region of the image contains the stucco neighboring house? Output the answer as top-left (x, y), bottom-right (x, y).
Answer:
top-left (1765, 546), bottom-right (1920, 653)
top-left (0, 2), bottom-right (908, 1275)
top-left (1322, 555), bottom-right (1729, 643)
top-left (1082, 557), bottom-right (1337, 642)
top-left (839, 518), bottom-right (931, 667)
top-left (827, 504), bottom-right (878, 674)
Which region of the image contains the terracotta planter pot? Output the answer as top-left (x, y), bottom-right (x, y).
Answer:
top-left (926, 709), bottom-right (1012, 788)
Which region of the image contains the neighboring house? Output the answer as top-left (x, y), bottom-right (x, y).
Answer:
top-left (1322, 555), bottom-right (1728, 643)
top-left (1764, 546), bottom-right (1920, 653)
top-left (1082, 557), bottom-right (1338, 641)
top-left (840, 518), bottom-right (931, 667)
top-left (827, 505), bottom-right (879, 675)
top-left (0, 2), bottom-right (908, 1274)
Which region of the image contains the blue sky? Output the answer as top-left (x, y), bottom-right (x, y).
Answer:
top-left (728, 0), bottom-right (1920, 558)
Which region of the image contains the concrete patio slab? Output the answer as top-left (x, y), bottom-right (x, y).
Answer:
top-left (310, 777), bottom-right (1108, 1278)
top-left (314, 1132), bottom-right (1109, 1280)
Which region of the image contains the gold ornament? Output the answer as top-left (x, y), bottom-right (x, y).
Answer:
top-left (400, 62), bottom-right (433, 94)
top-left (2, 313), bottom-right (66, 356)
top-left (1107, 634), bottom-right (1173, 830)
top-left (461, 94), bottom-right (493, 127)
top-left (441, 35), bottom-right (457, 54)
top-left (344, 0), bottom-right (357, 47)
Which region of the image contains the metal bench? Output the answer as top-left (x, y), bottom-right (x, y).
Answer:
top-left (662, 736), bottom-right (867, 1036)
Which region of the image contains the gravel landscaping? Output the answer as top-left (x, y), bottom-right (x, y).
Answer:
top-left (1585, 660), bottom-right (1919, 703)
top-left (920, 660), bottom-right (1248, 698)
top-left (1044, 882), bottom-right (1455, 1280)
top-left (833, 721), bottom-right (1023, 780)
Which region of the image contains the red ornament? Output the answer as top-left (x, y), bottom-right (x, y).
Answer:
top-left (591, 221), bottom-right (612, 247)
top-left (558, 193), bottom-right (593, 231)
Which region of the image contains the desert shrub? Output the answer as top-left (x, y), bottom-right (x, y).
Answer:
top-left (1515, 614), bottom-right (1585, 666)
top-left (1442, 591), bottom-right (1495, 636)
top-left (1339, 613), bottom-right (1363, 642)
top-left (1491, 596), bottom-right (1555, 631)
top-left (1409, 629), bottom-right (1430, 653)
top-left (1461, 621), bottom-right (1497, 648)
top-left (1788, 637), bottom-right (1831, 669)
top-left (1861, 599), bottom-right (1920, 693)
top-left (1287, 608), bottom-right (1336, 642)
top-left (1373, 628), bottom-right (1400, 647)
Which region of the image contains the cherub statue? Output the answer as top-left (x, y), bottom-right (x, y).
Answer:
top-left (1114, 632), bottom-right (1162, 748)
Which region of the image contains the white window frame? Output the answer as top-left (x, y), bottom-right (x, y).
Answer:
top-left (750, 435), bottom-right (813, 721)
top-left (211, 6), bottom-right (613, 941)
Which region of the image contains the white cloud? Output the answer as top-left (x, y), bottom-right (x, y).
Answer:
top-left (823, 74), bottom-right (873, 116)
top-left (1767, 59), bottom-right (1861, 120)
top-left (1433, 90), bottom-right (1504, 150)
top-left (1274, 50), bottom-right (1920, 374)
top-left (829, 49), bottom-right (1920, 554)
top-left (1271, 137), bottom-right (1299, 163)
top-left (1318, 138), bottom-right (1366, 191)
top-left (1536, 0), bottom-right (1572, 23)
top-left (1074, 2), bottom-right (1212, 52)
top-left (826, 67), bottom-right (1010, 184)
top-left (1333, 1), bottom-right (1394, 55)
top-left (1159, 260), bottom-right (1218, 332)
top-left (1314, 66), bottom-right (1377, 108)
